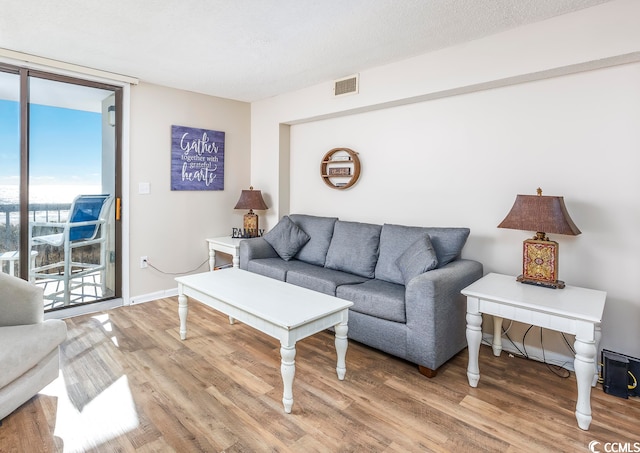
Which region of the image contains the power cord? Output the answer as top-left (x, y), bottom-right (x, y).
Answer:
top-left (540, 327), bottom-right (571, 378)
top-left (562, 333), bottom-right (576, 355)
top-left (145, 257), bottom-right (209, 276)
top-left (498, 323), bottom-right (571, 379)
top-left (503, 328), bottom-right (528, 359)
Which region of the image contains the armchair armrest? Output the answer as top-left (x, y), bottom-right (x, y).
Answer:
top-left (0, 273), bottom-right (44, 327)
top-left (30, 221), bottom-right (66, 228)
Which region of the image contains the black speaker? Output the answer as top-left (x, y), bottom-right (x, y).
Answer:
top-left (601, 349), bottom-right (639, 399)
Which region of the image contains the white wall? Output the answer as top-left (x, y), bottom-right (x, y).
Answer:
top-left (251, 0), bottom-right (640, 360)
top-left (128, 82), bottom-right (250, 300)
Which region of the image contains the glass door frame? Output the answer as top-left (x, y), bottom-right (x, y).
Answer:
top-left (1, 62), bottom-right (123, 303)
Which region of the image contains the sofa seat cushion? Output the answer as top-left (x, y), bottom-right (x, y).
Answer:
top-left (336, 279), bottom-right (406, 323)
top-left (263, 216), bottom-right (310, 261)
top-left (324, 220), bottom-right (382, 278)
top-left (246, 258), bottom-right (317, 282)
top-left (285, 267), bottom-right (369, 296)
top-left (0, 320), bottom-right (67, 388)
top-left (289, 214), bottom-right (338, 266)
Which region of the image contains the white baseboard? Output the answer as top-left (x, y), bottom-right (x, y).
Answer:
top-left (484, 333), bottom-right (576, 372)
top-left (44, 298), bottom-right (124, 320)
top-left (129, 287), bottom-right (178, 305)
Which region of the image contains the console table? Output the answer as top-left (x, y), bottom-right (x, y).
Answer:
top-left (461, 272), bottom-right (606, 430)
top-left (206, 237), bottom-right (242, 271)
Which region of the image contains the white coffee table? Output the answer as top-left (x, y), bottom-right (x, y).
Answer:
top-left (175, 268), bottom-right (353, 413)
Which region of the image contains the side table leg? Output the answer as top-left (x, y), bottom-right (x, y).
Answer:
top-left (209, 247), bottom-right (216, 272)
top-left (593, 324), bottom-right (602, 387)
top-left (178, 291), bottom-right (188, 340)
top-left (232, 251), bottom-right (240, 268)
top-left (466, 311), bottom-right (482, 387)
top-left (492, 316), bottom-right (503, 357)
top-left (574, 336), bottom-right (596, 430)
top-left (280, 344), bottom-right (296, 413)
top-left (334, 321), bottom-right (349, 380)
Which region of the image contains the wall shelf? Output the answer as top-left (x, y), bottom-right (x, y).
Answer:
top-left (320, 148), bottom-right (361, 190)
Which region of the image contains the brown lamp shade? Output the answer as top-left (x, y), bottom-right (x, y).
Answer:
top-left (234, 187), bottom-right (268, 211)
top-left (234, 187), bottom-right (268, 238)
top-left (498, 191), bottom-right (581, 236)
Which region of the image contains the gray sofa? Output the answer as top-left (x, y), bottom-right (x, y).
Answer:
top-left (240, 214), bottom-right (483, 376)
top-left (0, 272), bottom-right (67, 420)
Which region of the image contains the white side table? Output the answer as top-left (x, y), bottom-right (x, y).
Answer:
top-left (461, 272), bottom-right (606, 431)
top-left (206, 237), bottom-right (243, 271)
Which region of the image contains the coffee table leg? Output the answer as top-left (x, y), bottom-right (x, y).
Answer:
top-left (178, 291), bottom-right (188, 340)
top-left (335, 321), bottom-right (348, 380)
top-left (280, 344), bottom-right (296, 413)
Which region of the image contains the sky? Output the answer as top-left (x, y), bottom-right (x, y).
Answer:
top-left (0, 99), bottom-right (102, 186)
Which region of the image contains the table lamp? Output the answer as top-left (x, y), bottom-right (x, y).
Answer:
top-left (234, 186), bottom-right (268, 237)
top-left (498, 188), bottom-right (581, 289)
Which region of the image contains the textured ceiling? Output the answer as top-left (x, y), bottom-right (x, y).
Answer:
top-left (0, 0), bottom-right (613, 102)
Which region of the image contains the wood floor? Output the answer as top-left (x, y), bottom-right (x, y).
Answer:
top-left (1, 297), bottom-right (638, 452)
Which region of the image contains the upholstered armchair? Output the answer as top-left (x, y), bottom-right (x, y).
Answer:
top-left (0, 272), bottom-right (67, 420)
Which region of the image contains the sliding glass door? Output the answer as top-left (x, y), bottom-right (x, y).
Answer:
top-left (0, 65), bottom-right (122, 311)
top-left (0, 70), bottom-right (21, 276)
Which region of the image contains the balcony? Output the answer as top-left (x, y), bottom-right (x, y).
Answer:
top-left (0, 202), bottom-right (110, 310)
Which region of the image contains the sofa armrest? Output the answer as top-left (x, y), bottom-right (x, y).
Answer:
top-left (0, 273), bottom-right (44, 327)
top-left (404, 259), bottom-right (483, 369)
top-left (239, 237), bottom-right (279, 270)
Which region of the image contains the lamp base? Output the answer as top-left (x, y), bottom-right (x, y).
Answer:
top-left (243, 211), bottom-right (260, 238)
top-left (516, 274), bottom-right (565, 289)
top-left (519, 236), bottom-right (565, 289)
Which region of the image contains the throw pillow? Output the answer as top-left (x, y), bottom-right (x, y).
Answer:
top-left (375, 224), bottom-right (431, 284)
top-left (396, 236), bottom-right (438, 285)
top-left (263, 216), bottom-right (310, 261)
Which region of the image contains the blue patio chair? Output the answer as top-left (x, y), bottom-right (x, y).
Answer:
top-left (29, 194), bottom-right (114, 307)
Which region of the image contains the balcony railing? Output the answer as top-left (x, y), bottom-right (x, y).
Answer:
top-left (0, 203), bottom-right (72, 251)
top-left (1, 202), bottom-right (108, 310)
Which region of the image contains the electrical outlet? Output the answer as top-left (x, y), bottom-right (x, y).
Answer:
top-left (140, 256), bottom-right (148, 269)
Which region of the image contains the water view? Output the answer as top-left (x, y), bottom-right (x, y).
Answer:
top-left (0, 184), bottom-right (102, 225)
top-left (0, 184), bottom-right (102, 203)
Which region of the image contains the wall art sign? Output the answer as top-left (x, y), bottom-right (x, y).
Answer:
top-left (171, 125), bottom-right (225, 191)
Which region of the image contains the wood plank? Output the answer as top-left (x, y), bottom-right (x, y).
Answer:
top-left (1, 297), bottom-right (638, 452)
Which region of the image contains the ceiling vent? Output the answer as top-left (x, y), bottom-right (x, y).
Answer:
top-left (333, 74), bottom-right (359, 97)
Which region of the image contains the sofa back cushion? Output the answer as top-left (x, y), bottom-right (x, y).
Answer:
top-left (289, 214), bottom-right (338, 266)
top-left (425, 227), bottom-right (470, 267)
top-left (375, 224), bottom-right (470, 284)
top-left (324, 220), bottom-right (382, 278)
